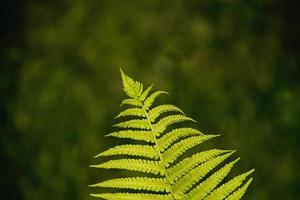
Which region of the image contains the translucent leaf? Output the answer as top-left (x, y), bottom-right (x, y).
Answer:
top-left (91, 71), bottom-right (254, 200)
top-left (140, 84), bottom-right (153, 101)
top-left (158, 128), bottom-right (203, 152)
top-left (154, 115), bottom-right (196, 136)
top-left (173, 152), bottom-right (235, 195)
top-left (184, 158), bottom-right (240, 200)
top-left (143, 91), bottom-right (168, 110)
top-left (225, 178), bottom-right (253, 200)
top-left (115, 108), bottom-right (145, 118)
top-left (106, 130), bottom-right (154, 143)
top-left (204, 169), bottom-right (255, 200)
top-left (90, 177), bottom-right (171, 193)
top-left (121, 69), bottom-right (143, 98)
top-left (121, 99), bottom-right (142, 107)
top-left (168, 149), bottom-right (233, 183)
top-left (90, 192), bottom-right (173, 200)
top-left (114, 119), bottom-right (150, 130)
top-left (148, 104), bottom-right (183, 122)
top-left (95, 144), bottom-right (158, 159)
top-left (163, 135), bottom-right (219, 167)
top-left (91, 159), bottom-right (164, 175)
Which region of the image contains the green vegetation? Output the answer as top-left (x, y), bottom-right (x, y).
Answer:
top-left (90, 70), bottom-right (254, 199)
top-left (1, 1), bottom-right (299, 200)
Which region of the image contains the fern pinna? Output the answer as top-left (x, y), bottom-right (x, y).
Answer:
top-left (90, 69), bottom-right (254, 200)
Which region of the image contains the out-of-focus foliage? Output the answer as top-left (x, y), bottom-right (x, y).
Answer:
top-left (1, 0), bottom-right (299, 200)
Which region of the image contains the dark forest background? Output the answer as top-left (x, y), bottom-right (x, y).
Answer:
top-left (1, 0), bottom-right (299, 199)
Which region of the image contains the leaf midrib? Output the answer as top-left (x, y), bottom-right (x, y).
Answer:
top-left (140, 101), bottom-right (177, 200)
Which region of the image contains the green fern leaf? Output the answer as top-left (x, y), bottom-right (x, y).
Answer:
top-left (90, 70), bottom-right (254, 200)
top-left (168, 149), bottom-right (233, 183)
top-left (115, 108), bottom-right (145, 118)
top-left (90, 192), bottom-right (173, 200)
top-left (162, 135), bottom-right (219, 167)
top-left (154, 115), bottom-right (196, 136)
top-left (143, 91), bottom-right (168, 110)
top-left (95, 144), bottom-right (158, 159)
top-left (157, 128), bottom-right (203, 151)
top-left (121, 99), bottom-right (142, 107)
top-left (114, 119), bottom-right (150, 130)
top-left (148, 104), bottom-right (183, 122)
top-left (204, 169), bottom-right (255, 200)
top-left (140, 84), bottom-right (153, 101)
top-left (90, 177), bottom-right (171, 192)
top-left (184, 158), bottom-right (240, 200)
top-left (106, 130), bottom-right (154, 143)
top-left (225, 178), bottom-right (253, 200)
top-left (173, 152), bottom-right (235, 195)
top-left (120, 69), bottom-right (143, 99)
top-left (91, 159), bottom-right (164, 175)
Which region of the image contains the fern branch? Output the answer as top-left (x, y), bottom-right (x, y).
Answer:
top-left (225, 178), bottom-right (253, 200)
top-left (168, 149), bottom-right (234, 183)
top-left (173, 152), bottom-right (235, 196)
top-left (106, 130), bottom-right (154, 143)
top-left (148, 104), bottom-right (184, 122)
top-left (91, 159), bottom-right (164, 175)
top-left (121, 99), bottom-right (142, 107)
top-left (95, 144), bottom-right (158, 159)
top-left (90, 177), bottom-right (171, 192)
top-left (90, 70), bottom-right (254, 200)
top-left (143, 91), bottom-right (168, 110)
top-left (140, 84), bottom-right (153, 101)
top-left (162, 135), bottom-right (220, 167)
top-left (90, 192), bottom-right (173, 200)
top-left (204, 169), bottom-right (255, 200)
top-left (114, 119), bottom-right (150, 130)
top-left (184, 158), bottom-right (240, 200)
top-left (115, 108), bottom-right (145, 118)
top-left (158, 128), bottom-right (203, 152)
top-left (154, 115), bottom-right (196, 136)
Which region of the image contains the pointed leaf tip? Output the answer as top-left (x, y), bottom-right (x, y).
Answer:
top-left (119, 67), bottom-right (125, 75)
top-left (119, 69), bottom-right (144, 98)
top-left (234, 157), bottom-right (241, 163)
top-left (120, 68), bottom-right (128, 83)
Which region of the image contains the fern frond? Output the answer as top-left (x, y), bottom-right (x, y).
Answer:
top-left (90, 177), bottom-right (171, 192)
top-left (115, 108), bottom-right (145, 118)
top-left (114, 119), bottom-right (150, 130)
top-left (91, 159), bottom-right (164, 175)
top-left (90, 70), bottom-right (254, 200)
top-left (158, 128), bottom-right (203, 152)
top-left (106, 130), bottom-right (154, 143)
top-left (163, 135), bottom-right (219, 167)
top-left (173, 152), bottom-right (235, 195)
top-left (95, 144), bottom-right (158, 159)
top-left (184, 158), bottom-right (240, 200)
top-left (90, 192), bottom-right (173, 200)
top-left (168, 149), bottom-right (234, 183)
top-left (154, 115), bottom-right (196, 136)
top-left (204, 169), bottom-right (255, 200)
top-left (148, 104), bottom-right (183, 122)
top-left (143, 91), bottom-right (168, 110)
top-left (225, 178), bottom-right (253, 200)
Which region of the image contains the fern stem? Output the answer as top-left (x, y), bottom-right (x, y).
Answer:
top-left (140, 102), bottom-right (177, 200)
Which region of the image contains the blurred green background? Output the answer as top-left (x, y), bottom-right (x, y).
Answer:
top-left (1, 0), bottom-right (299, 199)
